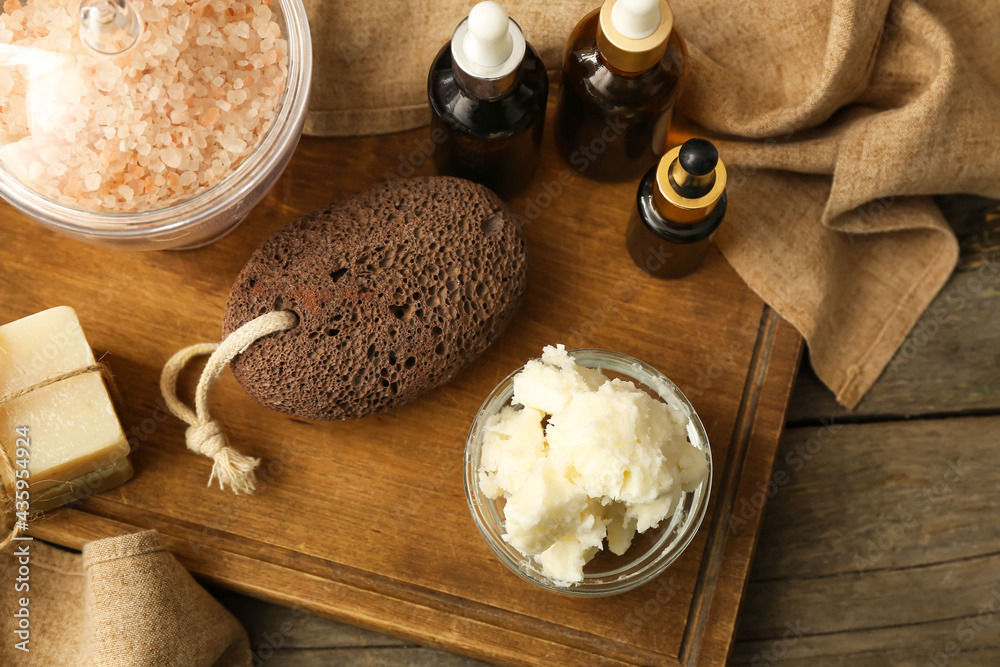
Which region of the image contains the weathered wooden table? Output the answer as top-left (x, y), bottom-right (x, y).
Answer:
top-left (210, 202), bottom-right (1000, 662)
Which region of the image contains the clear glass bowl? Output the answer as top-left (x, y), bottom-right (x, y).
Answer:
top-left (464, 348), bottom-right (712, 596)
top-left (0, 0), bottom-right (312, 250)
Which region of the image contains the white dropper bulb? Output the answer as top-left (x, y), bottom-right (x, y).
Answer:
top-left (463, 1), bottom-right (514, 68)
top-left (611, 0), bottom-right (661, 40)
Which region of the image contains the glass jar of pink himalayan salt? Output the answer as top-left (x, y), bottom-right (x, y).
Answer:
top-left (0, 0), bottom-right (311, 250)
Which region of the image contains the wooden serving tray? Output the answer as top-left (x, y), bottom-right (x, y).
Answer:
top-left (0, 120), bottom-right (802, 665)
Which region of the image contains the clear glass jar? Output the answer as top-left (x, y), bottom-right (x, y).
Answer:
top-left (0, 0), bottom-right (312, 250)
top-left (464, 348), bottom-right (712, 596)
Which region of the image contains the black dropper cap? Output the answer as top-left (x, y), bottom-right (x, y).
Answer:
top-left (668, 138), bottom-right (719, 199)
top-left (679, 139), bottom-right (718, 177)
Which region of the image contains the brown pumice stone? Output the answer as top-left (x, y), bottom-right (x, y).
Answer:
top-left (223, 176), bottom-right (529, 420)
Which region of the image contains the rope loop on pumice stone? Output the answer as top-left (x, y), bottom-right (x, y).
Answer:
top-left (159, 310), bottom-right (299, 495)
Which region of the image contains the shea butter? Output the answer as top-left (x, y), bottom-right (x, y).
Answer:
top-left (478, 345), bottom-right (708, 585)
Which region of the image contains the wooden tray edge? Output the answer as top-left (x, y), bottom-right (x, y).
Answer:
top-left (681, 311), bottom-right (804, 666)
top-left (30, 310), bottom-right (804, 667)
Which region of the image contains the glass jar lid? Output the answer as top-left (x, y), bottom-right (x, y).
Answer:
top-left (0, 0), bottom-right (291, 215)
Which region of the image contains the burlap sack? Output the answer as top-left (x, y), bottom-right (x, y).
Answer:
top-left (303, 0), bottom-right (1000, 407)
top-left (0, 530), bottom-right (250, 666)
top-left (676, 0), bottom-right (1000, 407)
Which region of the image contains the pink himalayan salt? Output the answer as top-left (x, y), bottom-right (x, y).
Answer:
top-left (0, 0), bottom-right (290, 215)
top-left (160, 147), bottom-right (183, 169)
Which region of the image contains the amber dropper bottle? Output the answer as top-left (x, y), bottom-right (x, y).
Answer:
top-left (555, 0), bottom-right (687, 182)
top-left (427, 1), bottom-right (548, 200)
top-left (626, 138), bottom-right (727, 278)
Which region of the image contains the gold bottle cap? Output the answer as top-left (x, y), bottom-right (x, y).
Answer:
top-left (653, 138), bottom-right (727, 224)
top-left (596, 0), bottom-right (674, 73)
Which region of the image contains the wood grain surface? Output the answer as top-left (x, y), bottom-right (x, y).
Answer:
top-left (731, 199), bottom-right (1000, 667)
top-left (204, 193), bottom-right (1000, 664)
top-left (0, 112), bottom-right (803, 666)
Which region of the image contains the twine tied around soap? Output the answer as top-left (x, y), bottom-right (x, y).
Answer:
top-left (0, 362), bottom-right (118, 553)
top-left (159, 310), bottom-right (298, 495)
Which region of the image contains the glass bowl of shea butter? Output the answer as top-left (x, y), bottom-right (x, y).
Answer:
top-left (464, 345), bottom-right (712, 596)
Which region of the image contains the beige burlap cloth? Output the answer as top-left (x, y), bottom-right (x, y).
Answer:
top-left (0, 530), bottom-right (250, 666)
top-left (305, 0), bottom-right (1000, 407)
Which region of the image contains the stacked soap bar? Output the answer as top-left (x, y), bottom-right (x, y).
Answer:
top-left (0, 307), bottom-right (131, 511)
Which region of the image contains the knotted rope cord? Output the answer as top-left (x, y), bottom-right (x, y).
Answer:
top-left (159, 310), bottom-right (298, 495)
top-left (0, 362), bottom-right (117, 552)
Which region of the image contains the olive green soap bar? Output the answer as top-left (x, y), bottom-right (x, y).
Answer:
top-left (31, 456), bottom-right (134, 513)
top-left (0, 306), bottom-right (129, 494)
